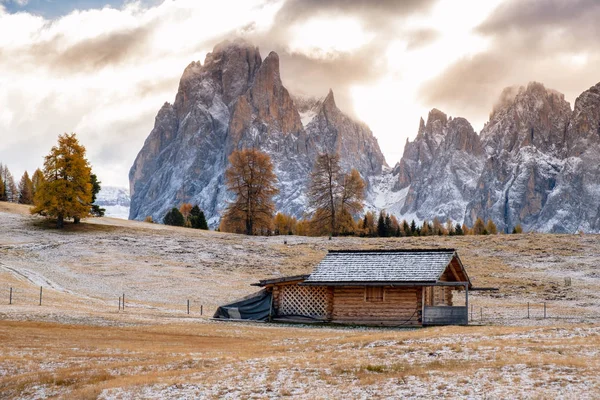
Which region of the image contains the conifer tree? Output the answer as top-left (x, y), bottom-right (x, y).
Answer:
top-left (164, 207), bottom-right (185, 226)
top-left (421, 220), bottom-right (430, 236)
top-left (0, 171), bottom-right (4, 202)
top-left (410, 220), bottom-right (417, 236)
top-left (32, 134), bottom-right (93, 228)
top-left (1, 164), bottom-right (17, 202)
top-left (222, 149), bottom-right (278, 235)
top-left (273, 212), bottom-right (297, 235)
top-left (337, 208), bottom-right (357, 236)
top-left (473, 217), bottom-right (486, 235)
top-left (18, 171), bottom-right (34, 204)
top-left (89, 174), bottom-right (105, 217)
top-left (455, 223), bottom-right (464, 236)
top-left (309, 153), bottom-right (342, 235)
top-left (339, 169), bottom-right (365, 219)
top-left (31, 168), bottom-right (45, 198)
top-left (361, 211), bottom-right (376, 237)
top-left (190, 205), bottom-right (208, 230)
top-left (308, 153), bottom-right (364, 236)
top-left (377, 210), bottom-right (387, 237)
top-left (402, 220), bottom-right (410, 237)
top-left (462, 223), bottom-right (470, 235)
top-left (179, 203), bottom-right (193, 226)
top-left (384, 214), bottom-right (392, 237)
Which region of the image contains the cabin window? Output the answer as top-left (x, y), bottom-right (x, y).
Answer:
top-left (365, 286), bottom-right (384, 302)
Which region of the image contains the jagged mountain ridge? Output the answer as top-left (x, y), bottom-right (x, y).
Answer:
top-left (129, 40), bottom-right (387, 226)
top-left (129, 39), bottom-right (600, 233)
top-left (391, 81), bottom-right (600, 233)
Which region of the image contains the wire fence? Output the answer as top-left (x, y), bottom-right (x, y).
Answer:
top-left (466, 301), bottom-right (600, 323)
top-left (4, 286), bottom-right (208, 317)
top-left (5, 286), bottom-right (600, 325)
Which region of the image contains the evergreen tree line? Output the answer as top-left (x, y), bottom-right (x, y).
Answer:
top-left (162, 203), bottom-right (208, 230)
top-left (213, 148), bottom-right (524, 236)
top-left (0, 163), bottom-right (41, 205)
top-left (267, 211), bottom-right (523, 237)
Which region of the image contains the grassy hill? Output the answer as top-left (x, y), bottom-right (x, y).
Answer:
top-left (1, 203), bottom-right (600, 398)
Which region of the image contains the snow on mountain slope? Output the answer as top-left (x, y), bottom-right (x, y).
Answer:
top-left (127, 39), bottom-right (600, 233)
top-left (129, 40), bottom-right (386, 227)
top-left (95, 186), bottom-right (130, 219)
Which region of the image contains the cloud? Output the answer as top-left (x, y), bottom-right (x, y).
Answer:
top-left (478, 0), bottom-right (600, 33)
top-left (274, 0), bottom-right (436, 30)
top-left (2, 0), bottom-right (600, 190)
top-left (0, 0), bottom-right (286, 187)
top-left (418, 0), bottom-right (600, 131)
top-left (7, 24), bottom-right (155, 74)
top-left (0, 0), bottom-right (446, 189)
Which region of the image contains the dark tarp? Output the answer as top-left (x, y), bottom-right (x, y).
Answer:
top-left (213, 289), bottom-right (272, 321)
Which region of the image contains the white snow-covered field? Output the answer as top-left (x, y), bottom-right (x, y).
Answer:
top-left (2, 202), bottom-right (600, 398)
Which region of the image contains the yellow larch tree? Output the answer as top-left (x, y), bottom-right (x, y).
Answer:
top-left (32, 133), bottom-right (93, 228)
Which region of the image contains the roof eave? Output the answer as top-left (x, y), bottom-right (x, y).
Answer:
top-left (436, 251), bottom-right (473, 289)
top-left (301, 280), bottom-right (440, 287)
top-left (252, 274), bottom-right (310, 287)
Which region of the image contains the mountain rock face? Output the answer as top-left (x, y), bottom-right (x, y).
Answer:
top-left (306, 90), bottom-right (386, 177)
top-left (391, 109), bottom-right (484, 222)
top-left (534, 82), bottom-right (600, 232)
top-left (465, 82), bottom-right (572, 232)
top-left (130, 39), bottom-right (600, 233)
top-left (129, 40), bottom-right (386, 225)
top-left (384, 81), bottom-right (600, 233)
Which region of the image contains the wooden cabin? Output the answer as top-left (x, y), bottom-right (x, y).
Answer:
top-left (254, 249), bottom-right (472, 326)
top-left (214, 249), bottom-right (472, 326)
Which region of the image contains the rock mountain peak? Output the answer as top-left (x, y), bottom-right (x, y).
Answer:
top-left (129, 40), bottom-right (386, 226)
top-left (129, 39), bottom-right (600, 233)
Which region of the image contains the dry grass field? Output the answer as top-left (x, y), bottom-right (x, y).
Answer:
top-left (2, 202), bottom-right (600, 398)
top-left (2, 321), bottom-right (600, 399)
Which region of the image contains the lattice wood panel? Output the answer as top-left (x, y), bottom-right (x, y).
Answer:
top-left (279, 286), bottom-right (328, 317)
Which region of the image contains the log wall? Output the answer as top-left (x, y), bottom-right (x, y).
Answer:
top-left (331, 286), bottom-right (421, 326)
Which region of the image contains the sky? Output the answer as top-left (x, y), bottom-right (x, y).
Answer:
top-left (1, 0), bottom-right (600, 188)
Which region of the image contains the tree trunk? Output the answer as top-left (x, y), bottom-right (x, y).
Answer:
top-left (328, 161), bottom-right (336, 236)
top-left (74, 216), bottom-right (81, 224)
top-left (57, 215), bottom-right (64, 229)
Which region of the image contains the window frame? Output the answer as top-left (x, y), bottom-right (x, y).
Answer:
top-left (365, 286), bottom-right (385, 302)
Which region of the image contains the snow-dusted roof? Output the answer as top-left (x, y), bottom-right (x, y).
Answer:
top-left (303, 249), bottom-right (468, 285)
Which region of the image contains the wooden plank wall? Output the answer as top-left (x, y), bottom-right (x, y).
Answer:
top-left (331, 286), bottom-right (421, 326)
top-left (272, 286), bottom-right (280, 314)
top-left (423, 268), bottom-right (455, 307)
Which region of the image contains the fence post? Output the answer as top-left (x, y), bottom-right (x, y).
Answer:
top-left (470, 304), bottom-right (473, 321)
top-left (527, 302), bottom-right (530, 319)
top-left (39, 286), bottom-right (42, 306)
top-left (187, 299), bottom-right (190, 315)
top-left (544, 302), bottom-right (546, 319)
top-left (201, 305), bottom-right (203, 316)
top-left (9, 287), bottom-right (12, 305)
top-left (480, 307), bottom-right (482, 321)
top-left (123, 293), bottom-right (125, 310)
top-left (118, 296), bottom-right (121, 311)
